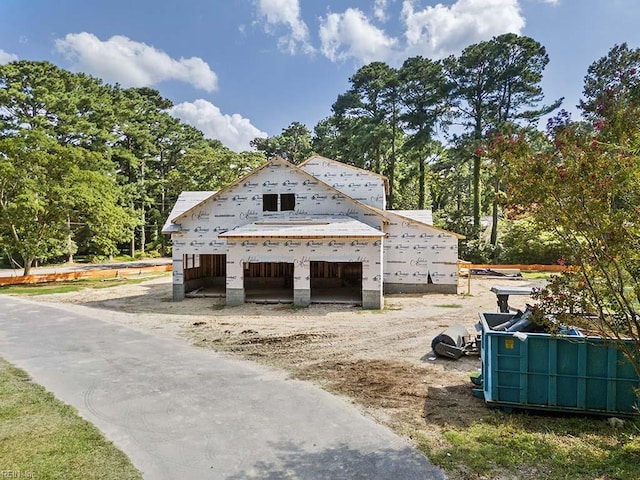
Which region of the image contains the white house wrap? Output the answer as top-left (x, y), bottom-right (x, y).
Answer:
top-left (162, 156), bottom-right (462, 309)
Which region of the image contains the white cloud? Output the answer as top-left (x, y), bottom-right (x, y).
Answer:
top-left (256, 0), bottom-right (313, 54)
top-left (542, 0), bottom-right (559, 4)
top-left (0, 49), bottom-right (18, 64)
top-left (374, 0), bottom-right (389, 22)
top-left (319, 8), bottom-right (397, 64)
top-left (169, 99), bottom-right (267, 153)
top-left (55, 32), bottom-right (218, 92)
top-left (253, 0), bottom-right (526, 66)
top-left (401, 0), bottom-right (525, 58)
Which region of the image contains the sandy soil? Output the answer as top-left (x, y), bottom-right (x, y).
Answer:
top-left (30, 274), bottom-right (547, 479)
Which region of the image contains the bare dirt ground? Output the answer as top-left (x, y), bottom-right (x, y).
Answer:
top-left (30, 274), bottom-right (547, 478)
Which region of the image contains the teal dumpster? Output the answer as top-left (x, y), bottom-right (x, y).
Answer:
top-left (476, 312), bottom-right (640, 416)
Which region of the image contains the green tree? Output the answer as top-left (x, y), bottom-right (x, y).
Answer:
top-left (110, 87), bottom-right (161, 255)
top-left (330, 62), bottom-right (402, 207)
top-left (580, 43), bottom-right (640, 142)
top-left (0, 61), bottom-right (142, 268)
top-left (110, 87), bottom-right (207, 256)
top-left (0, 61), bottom-right (116, 149)
top-left (251, 122), bottom-right (313, 164)
top-left (312, 114), bottom-right (362, 166)
top-left (498, 217), bottom-right (569, 265)
top-left (483, 125), bottom-right (545, 245)
top-left (447, 33), bottom-right (561, 237)
top-left (0, 133), bottom-right (135, 274)
top-left (506, 114), bottom-right (640, 376)
top-left (145, 115), bottom-right (204, 255)
top-left (398, 56), bottom-right (451, 209)
top-left (167, 140), bottom-right (265, 197)
top-left (429, 144), bottom-right (471, 216)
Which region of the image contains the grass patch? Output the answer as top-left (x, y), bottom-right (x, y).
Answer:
top-left (383, 301), bottom-right (403, 311)
top-left (417, 410), bottom-right (640, 480)
top-left (0, 357), bottom-right (142, 479)
top-left (521, 271), bottom-right (555, 280)
top-left (0, 274), bottom-right (168, 296)
top-left (434, 303), bottom-right (463, 308)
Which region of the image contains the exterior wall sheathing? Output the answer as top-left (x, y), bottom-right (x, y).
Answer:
top-left (225, 237), bottom-right (383, 309)
top-left (383, 213), bottom-right (458, 294)
top-left (166, 157), bottom-right (460, 307)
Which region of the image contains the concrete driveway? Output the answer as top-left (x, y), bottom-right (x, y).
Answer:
top-left (0, 295), bottom-right (446, 479)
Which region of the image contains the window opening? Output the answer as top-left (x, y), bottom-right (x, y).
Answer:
top-left (280, 193), bottom-right (296, 211)
top-left (263, 194), bottom-right (278, 212)
top-left (263, 193), bottom-right (295, 212)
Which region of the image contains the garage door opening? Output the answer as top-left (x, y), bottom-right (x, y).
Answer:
top-left (244, 262), bottom-right (294, 303)
top-left (310, 261), bottom-right (362, 304)
top-left (184, 254), bottom-right (226, 297)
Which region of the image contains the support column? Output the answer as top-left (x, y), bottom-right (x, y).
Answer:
top-left (361, 237), bottom-right (384, 309)
top-left (225, 248), bottom-right (245, 306)
top-left (293, 258), bottom-right (311, 307)
top-left (226, 288), bottom-right (245, 306)
top-left (172, 257), bottom-right (185, 301)
top-left (362, 290), bottom-right (383, 309)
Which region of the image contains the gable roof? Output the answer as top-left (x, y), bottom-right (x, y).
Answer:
top-left (391, 210), bottom-right (433, 226)
top-left (386, 210), bottom-right (465, 239)
top-left (162, 191), bottom-right (216, 233)
top-left (162, 156), bottom-right (389, 233)
top-left (299, 155), bottom-right (390, 194)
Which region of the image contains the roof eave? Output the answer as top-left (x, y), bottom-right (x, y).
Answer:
top-left (385, 210), bottom-right (465, 239)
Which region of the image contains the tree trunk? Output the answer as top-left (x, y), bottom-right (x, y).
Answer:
top-left (490, 177), bottom-right (500, 246)
top-left (160, 188), bottom-right (167, 257)
top-left (473, 153), bottom-right (481, 231)
top-left (140, 160), bottom-right (145, 255)
top-left (66, 214), bottom-right (73, 264)
top-left (388, 99), bottom-right (397, 209)
top-left (130, 201), bottom-right (135, 257)
top-left (473, 120), bottom-right (483, 232)
top-left (490, 202), bottom-right (499, 246)
top-left (159, 151), bottom-right (167, 257)
top-left (140, 203), bottom-right (145, 255)
top-left (22, 256), bottom-right (35, 276)
top-left (418, 152), bottom-right (425, 210)
top-left (6, 252), bottom-right (22, 272)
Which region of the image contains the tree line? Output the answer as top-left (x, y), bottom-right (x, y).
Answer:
top-left (253, 33), bottom-right (562, 255)
top-left (0, 61), bottom-right (264, 274)
top-left (0, 34), bottom-right (638, 286)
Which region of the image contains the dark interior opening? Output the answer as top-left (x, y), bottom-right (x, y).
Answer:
top-left (244, 262), bottom-right (294, 303)
top-left (280, 193), bottom-right (296, 211)
top-left (263, 194), bottom-right (278, 212)
top-left (310, 261), bottom-right (362, 304)
top-left (184, 254), bottom-right (226, 297)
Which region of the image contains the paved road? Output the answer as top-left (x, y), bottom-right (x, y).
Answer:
top-left (0, 296), bottom-right (446, 479)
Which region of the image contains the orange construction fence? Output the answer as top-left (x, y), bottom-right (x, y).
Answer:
top-left (456, 263), bottom-right (578, 295)
top-left (0, 264), bottom-right (172, 287)
top-left (1, 262), bottom-right (573, 288)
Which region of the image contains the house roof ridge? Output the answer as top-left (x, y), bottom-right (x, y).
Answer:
top-left (165, 156), bottom-right (389, 231)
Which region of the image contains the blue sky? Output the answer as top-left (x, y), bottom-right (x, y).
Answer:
top-left (1, 0), bottom-right (640, 151)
